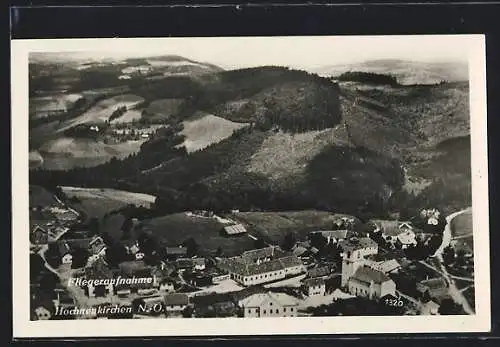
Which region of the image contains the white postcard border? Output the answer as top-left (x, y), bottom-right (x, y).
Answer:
top-left (11, 35), bottom-right (490, 337)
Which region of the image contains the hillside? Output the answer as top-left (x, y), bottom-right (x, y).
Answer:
top-left (315, 59), bottom-right (468, 85)
top-left (30, 65), bottom-right (471, 219)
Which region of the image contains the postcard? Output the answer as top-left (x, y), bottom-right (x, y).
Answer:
top-left (11, 35), bottom-right (490, 337)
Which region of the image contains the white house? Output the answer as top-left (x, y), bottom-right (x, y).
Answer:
top-left (239, 292), bottom-right (299, 318)
top-left (303, 277), bottom-right (326, 296)
top-left (347, 266), bottom-right (396, 300)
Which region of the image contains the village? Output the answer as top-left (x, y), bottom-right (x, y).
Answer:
top-left (29, 187), bottom-right (474, 320)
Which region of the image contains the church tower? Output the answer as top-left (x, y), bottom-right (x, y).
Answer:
top-left (340, 247), bottom-right (366, 287)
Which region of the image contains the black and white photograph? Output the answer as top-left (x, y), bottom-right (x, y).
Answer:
top-left (11, 35), bottom-right (489, 336)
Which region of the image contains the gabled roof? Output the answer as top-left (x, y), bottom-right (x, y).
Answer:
top-left (192, 258), bottom-right (206, 266)
top-left (223, 224), bottom-right (247, 235)
top-left (339, 237), bottom-right (377, 252)
top-left (350, 266), bottom-right (391, 285)
top-left (239, 292), bottom-right (299, 308)
top-left (303, 277), bottom-right (325, 287)
top-left (369, 220), bottom-right (413, 236)
top-left (372, 259), bottom-right (401, 274)
top-left (307, 266), bottom-right (331, 278)
top-left (278, 255), bottom-right (303, 268)
top-left (164, 293), bottom-right (189, 306)
top-left (241, 247), bottom-right (277, 262)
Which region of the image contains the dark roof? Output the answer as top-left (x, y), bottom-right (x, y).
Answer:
top-left (311, 230), bottom-right (351, 240)
top-left (278, 255), bottom-right (303, 268)
top-left (369, 220), bottom-right (413, 236)
top-left (229, 285), bottom-right (267, 302)
top-left (56, 240), bottom-right (71, 255)
top-left (339, 237), bottom-right (377, 253)
top-left (164, 293), bottom-right (189, 306)
top-left (307, 266), bottom-right (331, 278)
top-left (192, 258), bottom-right (206, 266)
top-left (65, 238), bottom-right (94, 250)
top-left (176, 258), bottom-right (194, 268)
top-left (241, 247), bottom-right (277, 262)
top-left (351, 266), bottom-right (391, 285)
top-left (191, 293), bottom-right (234, 307)
top-left (303, 277), bottom-right (325, 287)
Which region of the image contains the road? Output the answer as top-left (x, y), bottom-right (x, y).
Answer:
top-left (430, 208), bottom-right (475, 315)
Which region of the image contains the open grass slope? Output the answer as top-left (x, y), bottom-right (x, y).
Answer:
top-left (231, 210), bottom-right (359, 244)
top-left (177, 113), bottom-right (250, 153)
top-left (38, 137), bottom-right (146, 170)
top-left (141, 213), bottom-right (255, 256)
top-left (57, 94), bottom-right (145, 132)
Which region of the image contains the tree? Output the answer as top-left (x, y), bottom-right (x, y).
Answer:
top-left (88, 217), bottom-right (99, 236)
top-left (215, 246), bottom-right (223, 257)
top-left (71, 247), bottom-right (90, 269)
top-left (438, 298), bottom-right (464, 315)
top-left (182, 306), bottom-right (194, 318)
top-left (282, 232), bottom-right (297, 251)
top-left (443, 246), bottom-right (455, 265)
top-left (105, 244), bottom-right (129, 267)
top-left (310, 233), bottom-right (328, 251)
top-left (183, 237), bottom-right (199, 257)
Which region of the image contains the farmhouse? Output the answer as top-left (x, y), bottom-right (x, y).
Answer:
top-left (347, 266), bottom-right (396, 300)
top-left (339, 237), bottom-right (378, 260)
top-left (164, 293), bottom-right (189, 315)
top-left (159, 279), bottom-right (175, 293)
top-left (369, 220), bottom-right (415, 246)
top-left (238, 292), bottom-right (299, 318)
top-left (191, 293), bottom-right (236, 317)
top-left (302, 277), bottom-right (326, 296)
top-left (192, 258), bottom-right (206, 271)
top-left (310, 230), bottom-right (352, 244)
top-left (222, 223), bottom-right (247, 236)
top-left (420, 300), bottom-right (441, 315)
top-left (217, 253), bottom-right (305, 286)
top-left (396, 230), bottom-right (418, 249)
top-left (370, 259), bottom-right (402, 274)
top-left (176, 258), bottom-right (194, 271)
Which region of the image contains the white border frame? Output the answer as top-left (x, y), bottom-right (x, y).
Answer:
top-left (11, 35), bottom-right (490, 337)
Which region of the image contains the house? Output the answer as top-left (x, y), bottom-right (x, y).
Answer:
top-left (310, 230), bottom-right (352, 244)
top-left (307, 266), bottom-right (331, 279)
top-left (217, 254), bottom-right (306, 286)
top-left (88, 236), bottom-right (106, 256)
top-left (347, 266), bottom-right (396, 300)
top-left (211, 271), bottom-right (231, 283)
top-left (416, 277), bottom-right (449, 301)
top-left (31, 225), bottom-right (49, 245)
top-left (292, 246), bottom-right (308, 257)
top-left (191, 293), bottom-right (237, 317)
top-left (115, 283), bottom-right (132, 297)
top-left (222, 223), bottom-right (247, 236)
top-left (370, 259), bottom-right (402, 274)
top-left (302, 277), bottom-right (326, 296)
top-left (57, 241), bottom-right (73, 265)
top-left (339, 237), bottom-right (378, 260)
top-left (123, 240), bottom-right (140, 255)
top-left (165, 246), bottom-right (188, 260)
top-left (396, 230), bottom-right (418, 249)
top-left (241, 246), bottom-right (282, 264)
top-left (164, 293), bottom-right (189, 315)
top-left (176, 258), bottom-right (194, 271)
top-left (193, 258), bottom-right (206, 271)
top-left (189, 273), bottom-right (213, 287)
top-left (369, 220), bottom-right (415, 246)
top-left (420, 300), bottom-right (441, 315)
top-left (238, 292), bottom-right (299, 318)
top-left (159, 279), bottom-right (175, 293)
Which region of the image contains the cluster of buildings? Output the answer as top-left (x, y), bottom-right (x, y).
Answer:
top-left (216, 247), bottom-right (306, 286)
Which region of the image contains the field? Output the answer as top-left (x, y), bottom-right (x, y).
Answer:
top-left (57, 94), bottom-right (145, 132)
top-left (142, 213), bottom-right (255, 256)
top-left (450, 209), bottom-right (473, 237)
top-left (177, 114), bottom-right (249, 153)
top-left (230, 210), bottom-right (355, 244)
top-left (29, 93), bottom-right (83, 118)
top-left (61, 186), bottom-right (156, 221)
top-left (38, 138), bottom-right (146, 170)
top-left (144, 98), bottom-right (185, 122)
